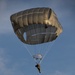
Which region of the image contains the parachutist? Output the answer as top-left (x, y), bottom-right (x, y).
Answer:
top-left (35, 64), bottom-right (41, 73)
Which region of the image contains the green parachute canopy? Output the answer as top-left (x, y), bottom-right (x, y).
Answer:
top-left (10, 7), bottom-right (63, 45)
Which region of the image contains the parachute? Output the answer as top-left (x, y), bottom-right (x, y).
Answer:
top-left (10, 7), bottom-right (62, 45)
top-left (33, 54), bottom-right (42, 63)
top-left (10, 7), bottom-right (63, 72)
top-left (33, 54), bottom-right (42, 60)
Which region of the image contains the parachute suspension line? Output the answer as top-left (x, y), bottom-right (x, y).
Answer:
top-left (23, 44), bottom-right (37, 62)
top-left (40, 33), bottom-right (56, 64)
top-left (39, 44), bottom-right (42, 54)
top-left (40, 40), bottom-right (56, 64)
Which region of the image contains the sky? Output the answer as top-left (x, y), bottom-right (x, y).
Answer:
top-left (0, 0), bottom-right (75, 75)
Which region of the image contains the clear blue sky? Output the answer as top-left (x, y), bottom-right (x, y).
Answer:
top-left (0, 0), bottom-right (75, 75)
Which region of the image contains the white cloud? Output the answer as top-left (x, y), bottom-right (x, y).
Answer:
top-left (0, 48), bottom-right (25, 75)
top-left (0, 48), bottom-right (74, 75)
top-left (53, 71), bottom-right (67, 75)
top-left (0, 0), bottom-right (7, 12)
top-left (49, 71), bottom-right (69, 75)
top-left (0, 0), bottom-right (13, 34)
